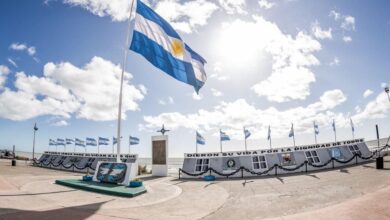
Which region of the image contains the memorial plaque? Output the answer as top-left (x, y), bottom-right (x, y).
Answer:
top-left (152, 140), bottom-right (167, 165)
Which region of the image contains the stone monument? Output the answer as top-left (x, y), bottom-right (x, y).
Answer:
top-left (152, 125), bottom-right (169, 176)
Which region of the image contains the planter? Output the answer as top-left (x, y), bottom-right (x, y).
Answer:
top-left (129, 181), bottom-right (143, 188)
top-left (203, 175), bottom-right (215, 181)
top-left (82, 175), bottom-right (93, 181)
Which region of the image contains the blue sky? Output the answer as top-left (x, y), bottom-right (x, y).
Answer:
top-left (0, 0), bottom-right (389, 157)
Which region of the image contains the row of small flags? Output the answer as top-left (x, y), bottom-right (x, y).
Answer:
top-left (49, 136), bottom-right (140, 147)
top-left (196, 118), bottom-right (356, 148)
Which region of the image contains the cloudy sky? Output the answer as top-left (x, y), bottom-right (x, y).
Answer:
top-left (0, 0), bottom-right (389, 157)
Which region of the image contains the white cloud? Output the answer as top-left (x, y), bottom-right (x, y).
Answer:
top-left (0, 56), bottom-right (144, 121)
top-left (311, 21), bottom-right (332, 40)
top-left (210, 88), bottom-right (223, 97)
top-left (142, 89), bottom-right (348, 139)
top-left (258, 0), bottom-right (275, 10)
top-left (218, 16), bottom-right (321, 102)
top-left (381, 82), bottom-right (388, 88)
top-left (158, 96), bottom-right (174, 105)
top-left (363, 89), bottom-right (373, 98)
top-left (9, 43), bottom-right (38, 60)
top-left (329, 57), bottom-right (340, 66)
top-left (329, 10), bottom-right (341, 21)
top-left (65, 0), bottom-right (218, 34)
top-left (53, 120), bottom-right (69, 127)
top-left (341, 15), bottom-right (355, 31)
top-left (7, 58), bottom-right (17, 68)
top-left (138, 84), bottom-right (147, 95)
top-left (64, 0), bottom-right (131, 21)
top-left (192, 91), bottom-right (203, 100)
top-left (218, 0), bottom-right (246, 14)
top-left (168, 96), bottom-right (174, 104)
top-left (353, 92), bottom-right (390, 123)
top-left (9, 43), bottom-right (28, 51)
top-left (210, 62), bottom-right (228, 81)
top-left (0, 65), bottom-right (11, 89)
top-left (343, 36), bottom-right (352, 42)
top-left (154, 0), bottom-right (219, 34)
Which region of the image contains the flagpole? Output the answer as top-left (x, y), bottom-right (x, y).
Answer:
top-left (313, 122), bottom-right (317, 144)
top-left (74, 140), bottom-right (76, 153)
top-left (220, 129), bottom-right (222, 153)
top-left (292, 124), bottom-right (296, 147)
top-left (129, 135), bottom-right (131, 154)
top-left (244, 127), bottom-right (247, 152)
top-left (116, 0), bottom-right (135, 163)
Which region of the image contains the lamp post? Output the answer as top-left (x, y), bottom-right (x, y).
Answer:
top-left (32, 123), bottom-right (38, 161)
top-left (385, 86), bottom-right (390, 102)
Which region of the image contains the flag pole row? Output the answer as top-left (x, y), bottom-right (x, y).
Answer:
top-left (195, 118), bottom-right (356, 153)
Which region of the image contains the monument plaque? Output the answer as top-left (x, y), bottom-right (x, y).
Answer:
top-left (151, 135), bottom-right (168, 176)
top-left (152, 140), bottom-right (166, 165)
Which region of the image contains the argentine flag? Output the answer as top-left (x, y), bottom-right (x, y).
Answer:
top-left (56, 138), bottom-right (65, 146)
top-left (244, 128), bottom-right (251, 139)
top-left (130, 0), bottom-right (207, 93)
top-left (49, 139), bottom-right (57, 146)
top-left (129, 136), bottom-right (140, 145)
top-left (86, 138), bottom-right (97, 146)
top-left (267, 125), bottom-right (271, 140)
top-left (196, 131), bottom-right (205, 145)
top-left (75, 138), bottom-right (85, 147)
top-left (98, 137), bottom-right (110, 145)
top-left (288, 124), bottom-right (294, 138)
top-left (220, 130), bottom-right (230, 141)
top-left (313, 122), bottom-right (319, 135)
top-left (66, 138), bottom-right (74, 145)
top-left (332, 119), bottom-right (336, 132)
top-left (350, 118), bottom-right (355, 132)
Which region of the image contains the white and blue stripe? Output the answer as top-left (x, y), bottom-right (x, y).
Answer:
top-left (244, 128), bottom-right (251, 139)
top-left (56, 138), bottom-right (65, 146)
top-left (75, 138), bottom-right (85, 147)
top-left (98, 137), bottom-right (110, 145)
top-left (49, 139), bottom-right (57, 146)
top-left (86, 138), bottom-right (97, 146)
top-left (196, 131), bottom-right (205, 145)
top-left (129, 136), bottom-right (140, 145)
top-left (130, 0), bottom-right (207, 92)
top-left (220, 130), bottom-right (230, 141)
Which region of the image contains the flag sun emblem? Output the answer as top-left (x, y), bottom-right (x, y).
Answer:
top-left (171, 39), bottom-right (184, 57)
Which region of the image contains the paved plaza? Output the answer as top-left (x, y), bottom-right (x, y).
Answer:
top-left (1, 158), bottom-right (390, 219)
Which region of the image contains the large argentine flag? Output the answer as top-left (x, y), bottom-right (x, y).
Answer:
top-left (130, 0), bottom-right (207, 93)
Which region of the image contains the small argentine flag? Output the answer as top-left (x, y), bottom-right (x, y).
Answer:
top-left (98, 137), bottom-right (109, 145)
top-left (130, 0), bottom-right (207, 93)
top-left (288, 124), bottom-right (294, 138)
top-left (49, 139), bottom-right (57, 146)
top-left (332, 119), bottom-right (336, 132)
top-left (56, 138), bottom-right (65, 146)
top-left (220, 130), bottom-right (230, 141)
top-left (196, 131), bottom-right (205, 145)
top-left (129, 136), bottom-right (140, 145)
top-left (267, 125), bottom-right (271, 140)
top-left (314, 122), bottom-right (319, 135)
top-left (66, 138), bottom-right (74, 145)
top-left (75, 138), bottom-right (85, 147)
top-left (113, 137), bottom-right (118, 145)
top-left (86, 138), bottom-right (97, 146)
top-left (350, 118), bottom-right (355, 132)
top-left (244, 127), bottom-right (251, 139)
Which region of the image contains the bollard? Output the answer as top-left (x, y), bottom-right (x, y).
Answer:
top-left (376, 157), bottom-right (384, 169)
top-left (11, 159), bottom-right (16, 166)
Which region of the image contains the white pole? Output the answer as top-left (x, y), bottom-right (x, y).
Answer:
top-left (219, 129), bottom-right (222, 153)
top-left (292, 124), bottom-right (296, 147)
top-left (244, 127), bottom-right (247, 152)
top-left (116, 0), bottom-right (135, 163)
top-left (313, 122), bottom-right (317, 144)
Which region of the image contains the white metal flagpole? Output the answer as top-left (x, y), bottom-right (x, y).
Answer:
top-left (116, 0), bottom-right (136, 163)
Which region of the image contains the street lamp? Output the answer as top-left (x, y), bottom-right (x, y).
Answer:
top-left (385, 86), bottom-right (390, 102)
top-left (32, 123), bottom-right (38, 161)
